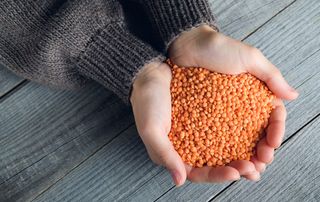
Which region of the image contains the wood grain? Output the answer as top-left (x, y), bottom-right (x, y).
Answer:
top-left (34, 0), bottom-right (320, 201)
top-left (0, 82), bottom-right (134, 201)
top-left (213, 116), bottom-right (320, 202)
top-left (210, 0), bottom-right (296, 39)
top-left (33, 126), bottom-right (164, 202)
top-left (0, 64), bottom-right (24, 98)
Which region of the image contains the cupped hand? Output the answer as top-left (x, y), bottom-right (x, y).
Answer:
top-left (168, 25), bottom-right (299, 180)
top-left (131, 62), bottom-right (256, 186)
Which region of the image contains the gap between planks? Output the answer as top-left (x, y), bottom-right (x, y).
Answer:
top-left (0, 79), bottom-right (28, 103)
top-left (0, 89), bottom-right (124, 186)
top-left (31, 123), bottom-right (135, 201)
top-left (241, 0), bottom-right (298, 41)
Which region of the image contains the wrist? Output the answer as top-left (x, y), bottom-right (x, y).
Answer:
top-left (133, 61), bottom-right (162, 87)
top-left (131, 61), bottom-right (171, 103)
top-left (170, 25), bottom-right (216, 45)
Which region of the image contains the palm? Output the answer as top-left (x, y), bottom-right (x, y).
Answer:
top-left (131, 63), bottom-right (173, 163)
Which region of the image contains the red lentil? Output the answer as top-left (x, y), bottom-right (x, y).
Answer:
top-left (167, 59), bottom-right (274, 167)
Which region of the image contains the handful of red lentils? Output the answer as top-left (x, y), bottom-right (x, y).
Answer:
top-left (167, 60), bottom-right (275, 168)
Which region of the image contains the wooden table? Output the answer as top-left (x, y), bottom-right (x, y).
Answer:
top-left (1, 0), bottom-right (319, 201)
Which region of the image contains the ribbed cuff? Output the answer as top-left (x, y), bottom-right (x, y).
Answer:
top-left (144, 0), bottom-right (219, 50)
top-left (77, 22), bottom-right (165, 104)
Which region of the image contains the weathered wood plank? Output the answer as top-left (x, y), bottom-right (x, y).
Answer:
top-left (0, 64), bottom-right (24, 98)
top-left (0, 82), bottom-right (134, 201)
top-left (32, 126), bottom-right (161, 202)
top-left (31, 0), bottom-right (317, 201)
top-left (213, 116), bottom-right (320, 202)
top-left (210, 0), bottom-right (296, 39)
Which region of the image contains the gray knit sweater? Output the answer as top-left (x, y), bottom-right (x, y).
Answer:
top-left (0, 0), bottom-right (217, 103)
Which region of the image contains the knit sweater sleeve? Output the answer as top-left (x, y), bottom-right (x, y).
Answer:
top-left (134, 0), bottom-right (219, 50)
top-left (0, 0), bottom-right (164, 104)
top-left (77, 23), bottom-right (165, 102)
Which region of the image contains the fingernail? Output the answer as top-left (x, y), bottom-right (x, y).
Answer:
top-left (170, 170), bottom-right (181, 186)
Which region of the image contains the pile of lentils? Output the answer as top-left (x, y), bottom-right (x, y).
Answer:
top-left (167, 60), bottom-right (274, 167)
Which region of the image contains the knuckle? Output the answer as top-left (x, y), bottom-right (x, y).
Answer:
top-left (149, 155), bottom-right (161, 165)
top-left (157, 150), bottom-right (172, 166)
top-left (146, 148), bottom-right (163, 165)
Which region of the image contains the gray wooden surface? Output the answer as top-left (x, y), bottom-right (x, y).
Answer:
top-left (0, 82), bottom-right (134, 201)
top-left (0, 64), bottom-right (25, 98)
top-left (0, 0), bottom-right (319, 201)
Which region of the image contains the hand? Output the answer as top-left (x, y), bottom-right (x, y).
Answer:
top-left (168, 25), bottom-right (299, 180)
top-left (131, 61), bottom-right (257, 186)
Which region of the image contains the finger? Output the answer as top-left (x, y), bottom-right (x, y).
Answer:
top-left (228, 160), bottom-right (256, 175)
top-left (228, 160), bottom-right (261, 182)
top-left (141, 129), bottom-right (187, 186)
top-left (242, 171), bottom-right (261, 181)
top-left (256, 138), bottom-right (274, 164)
top-left (247, 49), bottom-right (298, 100)
top-left (187, 165), bottom-right (240, 183)
top-left (250, 156), bottom-right (266, 173)
top-left (266, 99), bottom-right (287, 148)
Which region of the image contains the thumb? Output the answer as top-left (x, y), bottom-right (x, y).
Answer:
top-left (140, 128), bottom-right (187, 186)
top-left (162, 146), bottom-right (187, 187)
top-left (247, 49), bottom-right (299, 100)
